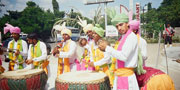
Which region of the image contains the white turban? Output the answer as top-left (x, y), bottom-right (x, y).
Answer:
top-left (61, 28), bottom-right (72, 37)
top-left (83, 24), bottom-right (94, 34)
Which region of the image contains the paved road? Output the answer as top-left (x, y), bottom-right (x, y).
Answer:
top-left (146, 43), bottom-right (180, 90)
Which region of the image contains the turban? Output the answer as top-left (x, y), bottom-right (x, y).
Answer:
top-left (61, 28), bottom-right (72, 37)
top-left (92, 24), bottom-right (104, 37)
top-left (129, 20), bottom-right (140, 31)
top-left (77, 16), bottom-right (94, 34)
top-left (83, 24), bottom-right (94, 34)
top-left (4, 23), bottom-right (21, 34)
top-left (111, 13), bottom-right (129, 26)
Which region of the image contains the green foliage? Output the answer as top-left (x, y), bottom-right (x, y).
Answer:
top-left (142, 0), bottom-right (180, 38)
top-left (0, 1), bottom-right (56, 40)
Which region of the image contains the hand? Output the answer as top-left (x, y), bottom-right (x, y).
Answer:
top-left (88, 62), bottom-right (95, 67)
top-left (52, 47), bottom-right (59, 56)
top-left (8, 49), bottom-right (13, 52)
top-left (15, 50), bottom-right (20, 56)
top-left (98, 40), bottom-right (108, 52)
top-left (26, 59), bottom-right (33, 64)
top-left (55, 54), bottom-right (60, 58)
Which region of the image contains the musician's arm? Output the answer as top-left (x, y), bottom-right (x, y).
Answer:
top-left (94, 52), bottom-right (111, 66)
top-left (19, 40), bottom-right (28, 57)
top-left (6, 41), bottom-right (12, 58)
top-left (27, 44), bottom-right (32, 60)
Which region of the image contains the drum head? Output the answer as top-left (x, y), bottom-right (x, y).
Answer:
top-left (57, 71), bottom-right (108, 84)
top-left (0, 69), bottom-right (44, 79)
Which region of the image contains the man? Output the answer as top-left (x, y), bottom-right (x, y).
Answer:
top-left (129, 20), bottom-right (147, 67)
top-left (77, 17), bottom-right (94, 70)
top-left (85, 24), bottom-right (112, 85)
top-left (4, 23), bottom-right (28, 71)
top-left (53, 28), bottom-right (77, 76)
top-left (25, 33), bottom-right (49, 74)
top-left (163, 24), bottom-right (175, 48)
top-left (77, 17), bottom-right (94, 47)
top-left (98, 13), bottom-right (139, 90)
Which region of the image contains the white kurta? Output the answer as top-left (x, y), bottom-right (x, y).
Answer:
top-left (7, 39), bottom-right (28, 58)
top-left (25, 41), bottom-right (47, 69)
top-left (7, 39), bottom-right (28, 70)
top-left (139, 37), bottom-right (147, 61)
top-left (105, 32), bottom-right (139, 90)
top-left (58, 39), bottom-right (77, 71)
top-left (93, 43), bottom-right (111, 66)
top-left (27, 41), bottom-right (47, 61)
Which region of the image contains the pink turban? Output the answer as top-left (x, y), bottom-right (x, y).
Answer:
top-left (10, 27), bottom-right (21, 34)
top-left (3, 23), bottom-right (21, 34)
top-left (129, 20), bottom-right (140, 31)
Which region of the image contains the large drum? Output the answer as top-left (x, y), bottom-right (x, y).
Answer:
top-left (0, 69), bottom-right (48, 90)
top-left (55, 71), bottom-right (111, 90)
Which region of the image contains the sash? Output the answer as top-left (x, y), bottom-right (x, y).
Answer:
top-left (114, 29), bottom-right (132, 90)
top-left (165, 28), bottom-right (171, 35)
top-left (116, 29), bottom-right (132, 68)
top-left (57, 40), bottom-right (71, 76)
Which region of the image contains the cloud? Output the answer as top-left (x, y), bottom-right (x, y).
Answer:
top-left (0, 0), bottom-right (11, 17)
top-left (35, 0), bottom-right (53, 11)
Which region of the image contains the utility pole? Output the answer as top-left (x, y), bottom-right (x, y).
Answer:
top-left (84, 0), bottom-right (114, 32)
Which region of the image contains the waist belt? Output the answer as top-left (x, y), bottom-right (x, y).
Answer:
top-left (115, 68), bottom-right (134, 77)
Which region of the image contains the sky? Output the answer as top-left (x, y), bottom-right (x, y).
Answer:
top-left (0, 0), bottom-right (163, 19)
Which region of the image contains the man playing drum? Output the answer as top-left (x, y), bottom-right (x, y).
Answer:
top-left (25, 33), bottom-right (49, 74)
top-left (98, 13), bottom-right (139, 90)
top-left (53, 28), bottom-right (77, 76)
top-left (84, 24), bottom-right (113, 86)
top-left (4, 23), bottom-right (28, 71)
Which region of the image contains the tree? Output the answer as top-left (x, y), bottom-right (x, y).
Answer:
top-left (52, 0), bottom-right (65, 18)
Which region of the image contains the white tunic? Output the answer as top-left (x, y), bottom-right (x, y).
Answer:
top-left (58, 39), bottom-right (77, 64)
top-left (7, 39), bottom-right (28, 58)
top-left (92, 43), bottom-right (111, 66)
top-left (27, 41), bottom-right (47, 62)
top-left (7, 39), bottom-right (28, 70)
top-left (106, 32), bottom-right (138, 68)
top-left (25, 41), bottom-right (47, 69)
top-left (105, 32), bottom-right (139, 90)
top-left (139, 37), bottom-right (147, 61)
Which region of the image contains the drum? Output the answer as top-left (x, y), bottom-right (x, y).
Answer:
top-left (55, 71), bottom-right (111, 90)
top-left (0, 69), bottom-right (48, 90)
